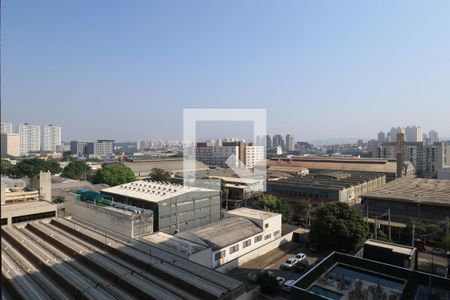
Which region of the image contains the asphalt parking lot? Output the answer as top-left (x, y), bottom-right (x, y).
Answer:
top-left (229, 241), bottom-right (324, 299)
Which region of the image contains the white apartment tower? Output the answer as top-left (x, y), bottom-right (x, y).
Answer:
top-left (1, 122), bottom-right (13, 134)
top-left (428, 130), bottom-right (439, 144)
top-left (405, 126), bottom-right (423, 142)
top-left (285, 134), bottom-right (295, 152)
top-left (19, 123), bottom-right (41, 155)
top-left (43, 124), bottom-right (62, 152)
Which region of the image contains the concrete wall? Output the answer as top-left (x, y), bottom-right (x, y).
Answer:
top-left (66, 197), bottom-right (153, 238)
top-left (30, 172), bottom-right (52, 201)
top-left (215, 230), bottom-right (295, 273)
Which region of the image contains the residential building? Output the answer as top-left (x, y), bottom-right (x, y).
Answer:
top-left (101, 180), bottom-right (220, 234)
top-left (286, 134), bottom-right (295, 151)
top-left (86, 139), bottom-right (114, 157)
top-left (195, 142), bottom-right (240, 167)
top-left (291, 251), bottom-right (450, 299)
top-left (1, 122), bottom-right (13, 134)
top-left (19, 123), bottom-right (41, 155)
top-left (42, 124), bottom-right (62, 152)
top-left (387, 127), bottom-right (404, 142)
top-left (272, 134), bottom-right (284, 149)
top-left (1, 133), bottom-right (20, 157)
top-left (374, 142), bottom-right (447, 177)
top-left (361, 177), bottom-right (450, 222)
top-left (438, 167), bottom-right (450, 179)
top-left (405, 126), bottom-right (423, 142)
top-left (429, 130), bottom-right (439, 144)
top-left (266, 134), bottom-right (272, 148)
top-left (244, 145), bottom-right (265, 169)
top-left (175, 208), bottom-right (282, 270)
top-left (377, 131), bottom-right (386, 144)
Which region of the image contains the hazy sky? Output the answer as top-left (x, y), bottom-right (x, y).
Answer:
top-left (2, 1), bottom-right (450, 142)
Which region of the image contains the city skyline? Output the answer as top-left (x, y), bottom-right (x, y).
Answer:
top-left (2, 1), bottom-right (450, 141)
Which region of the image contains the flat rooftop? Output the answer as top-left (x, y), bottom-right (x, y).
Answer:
top-left (140, 232), bottom-right (209, 256)
top-left (268, 172), bottom-right (385, 191)
top-left (122, 159), bottom-right (209, 175)
top-left (364, 239), bottom-right (415, 256)
top-left (225, 207), bottom-right (279, 220)
top-left (268, 156), bottom-right (397, 173)
top-left (101, 180), bottom-right (216, 203)
top-left (1, 200), bottom-right (56, 214)
top-left (362, 177), bottom-right (450, 207)
top-left (1, 217), bottom-right (244, 299)
top-left (177, 217), bottom-right (262, 251)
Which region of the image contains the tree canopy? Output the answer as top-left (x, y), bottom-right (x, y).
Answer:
top-left (310, 202), bottom-right (368, 252)
top-left (8, 158), bottom-right (62, 178)
top-left (252, 194), bottom-right (293, 223)
top-left (93, 163), bottom-right (136, 186)
top-left (62, 161), bottom-right (91, 180)
top-left (1, 159), bottom-right (15, 176)
top-left (148, 168), bottom-right (170, 182)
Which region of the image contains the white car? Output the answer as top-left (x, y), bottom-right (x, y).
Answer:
top-left (275, 276), bottom-right (286, 286)
top-left (281, 257), bottom-right (298, 270)
top-left (295, 253), bottom-right (307, 262)
top-left (281, 280), bottom-right (296, 292)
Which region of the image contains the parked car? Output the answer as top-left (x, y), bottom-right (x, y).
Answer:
top-left (262, 270), bottom-right (275, 278)
top-left (295, 253), bottom-right (307, 262)
top-left (275, 276), bottom-right (286, 286)
top-left (281, 257), bottom-right (298, 270)
top-left (281, 280), bottom-right (296, 292)
top-left (293, 261), bottom-right (309, 273)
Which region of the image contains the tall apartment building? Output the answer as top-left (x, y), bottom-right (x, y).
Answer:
top-left (245, 146), bottom-right (265, 169)
top-left (70, 141), bottom-right (88, 156)
top-left (285, 134), bottom-right (295, 151)
top-left (43, 124), bottom-right (62, 152)
top-left (266, 135), bottom-right (272, 149)
top-left (387, 127), bottom-right (404, 142)
top-left (19, 123), bottom-right (41, 156)
top-left (405, 126), bottom-right (423, 142)
top-left (374, 142), bottom-right (448, 177)
top-left (377, 131), bottom-right (386, 144)
top-left (272, 134), bottom-right (284, 149)
top-left (428, 130), bottom-right (439, 144)
top-left (1, 133), bottom-right (20, 157)
top-left (196, 142), bottom-right (239, 167)
top-left (1, 122), bottom-right (13, 134)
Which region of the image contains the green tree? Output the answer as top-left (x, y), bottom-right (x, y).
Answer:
top-left (62, 151), bottom-right (74, 162)
top-left (93, 163), bottom-right (136, 186)
top-left (148, 168), bottom-right (170, 182)
top-left (310, 202), bottom-right (369, 252)
top-left (438, 234), bottom-right (450, 252)
top-left (14, 158), bottom-right (62, 178)
top-left (252, 194), bottom-right (293, 223)
top-left (257, 272), bottom-right (280, 294)
top-left (62, 161), bottom-right (91, 180)
top-left (1, 159), bottom-right (15, 176)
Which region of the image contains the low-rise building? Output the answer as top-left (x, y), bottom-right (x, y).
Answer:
top-left (291, 251), bottom-right (450, 300)
top-left (176, 208), bottom-right (282, 270)
top-left (357, 239), bottom-right (417, 270)
top-left (101, 180), bottom-right (220, 234)
top-left (361, 177), bottom-right (450, 222)
top-left (267, 171), bottom-right (386, 205)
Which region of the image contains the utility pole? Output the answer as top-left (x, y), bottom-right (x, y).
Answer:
top-left (411, 222), bottom-right (415, 247)
top-left (366, 202), bottom-right (369, 225)
top-left (374, 215), bottom-right (378, 240)
top-left (446, 216), bottom-right (449, 236)
top-left (388, 208), bottom-right (391, 241)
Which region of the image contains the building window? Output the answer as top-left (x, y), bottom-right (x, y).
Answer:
top-left (243, 239), bottom-right (251, 248)
top-left (265, 223), bottom-right (269, 228)
top-left (264, 233), bottom-right (272, 240)
top-left (229, 244), bottom-right (239, 254)
top-left (273, 230), bottom-right (280, 237)
top-left (214, 250), bottom-right (225, 261)
top-left (254, 235), bottom-right (262, 243)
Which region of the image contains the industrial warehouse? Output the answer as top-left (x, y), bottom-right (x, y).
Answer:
top-left (1, 217), bottom-right (244, 300)
top-left (267, 171), bottom-right (386, 205)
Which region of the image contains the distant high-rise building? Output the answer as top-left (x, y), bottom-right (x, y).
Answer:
top-left (387, 127), bottom-right (404, 143)
top-left (266, 135), bottom-right (272, 149)
top-left (70, 141), bottom-right (89, 156)
top-left (272, 134), bottom-right (284, 149)
top-left (1, 122), bottom-right (13, 134)
top-left (19, 123), bottom-right (41, 155)
top-left (429, 130), bottom-right (439, 144)
top-left (43, 124), bottom-right (62, 152)
top-left (286, 134), bottom-right (295, 151)
top-left (1, 133), bottom-right (20, 157)
top-left (405, 126), bottom-right (423, 142)
top-left (377, 131), bottom-right (386, 144)
top-left (87, 140), bottom-right (114, 157)
top-left (357, 139), bottom-right (364, 148)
